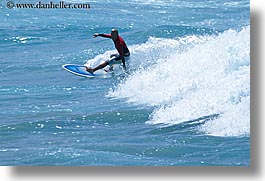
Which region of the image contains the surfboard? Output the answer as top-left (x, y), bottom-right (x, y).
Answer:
top-left (62, 64), bottom-right (107, 78)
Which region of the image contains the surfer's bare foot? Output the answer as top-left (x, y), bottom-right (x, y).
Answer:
top-left (85, 67), bottom-right (94, 74)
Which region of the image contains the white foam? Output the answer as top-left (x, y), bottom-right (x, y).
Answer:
top-left (107, 26), bottom-right (250, 137)
top-left (84, 49), bottom-right (113, 67)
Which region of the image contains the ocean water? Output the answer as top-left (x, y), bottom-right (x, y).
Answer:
top-left (0, 0), bottom-right (250, 165)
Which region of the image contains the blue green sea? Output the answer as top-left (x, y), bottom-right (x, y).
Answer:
top-left (0, 0), bottom-right (250, 165)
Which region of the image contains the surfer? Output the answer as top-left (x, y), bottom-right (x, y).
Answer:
top-left (86, 29), bottom-right (130, 74)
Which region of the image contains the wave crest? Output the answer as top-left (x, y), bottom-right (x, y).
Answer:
top-left (108, 26), bottom-right (250, 137)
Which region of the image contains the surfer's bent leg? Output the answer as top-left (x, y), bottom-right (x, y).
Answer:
top-left (107, 54), bottom-right (122, 66)
top-left (86, 54), bottom-right (121, 74)
top-left (86, 61), bottom-right (109, 74)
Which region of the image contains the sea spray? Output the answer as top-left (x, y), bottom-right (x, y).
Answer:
top-left (108, 26), bottom-right (250, 137)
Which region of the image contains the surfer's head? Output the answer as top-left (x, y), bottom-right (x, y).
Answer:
top-left (111, 29), bottom-right (118, 41)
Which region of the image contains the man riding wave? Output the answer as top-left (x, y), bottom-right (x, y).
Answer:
top-left (86, 29), bottom-right (130, 74)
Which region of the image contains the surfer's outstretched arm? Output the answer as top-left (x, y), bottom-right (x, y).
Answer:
top-left (93, 33), bottom-right (112, 38)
